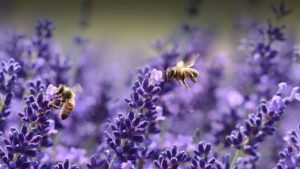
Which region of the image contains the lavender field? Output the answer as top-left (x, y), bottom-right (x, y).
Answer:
top-left (1, 0), bottom-right (300, 168)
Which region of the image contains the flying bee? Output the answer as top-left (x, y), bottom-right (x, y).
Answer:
top-left (166, 54), bottom-right (199, 89)
top-left (49, 84), bottom-right (81, 120)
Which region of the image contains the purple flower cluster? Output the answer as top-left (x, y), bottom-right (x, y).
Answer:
top-left (0, 59), bottom-right (21, 129)
top-left (105, 111), bottom-right (148, 166)
top-left (226, 83), bottom-right (300, 167)
top-left (102, 66), bottom-right (164, 168)
top-left (53, 159), bottom-right (79, 169)
top-left (190, 142), bottom-right (215, 169)
top-left (153, 145), bottom-right (188, 169)
top-left (0, 126), bottom-right (40, 168)
top-left (86, 154), bottom-right (109, 169)
top-left (0, 79), bottom-right (60, 168)
top-left (275, 125), bottom-right (300, 169)
top-left (125, 66), bottom-right (163, 134)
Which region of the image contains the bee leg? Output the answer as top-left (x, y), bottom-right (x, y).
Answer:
top-left (188, 72), bottom-right (197, 83)
top-left (182, 80), bottom-right (190, 89)
top-left (48, 103), bottom-right (61, 109)
top-left (49, 99), bottom-right (63, 109)
top-left (180, 72), bottom-right (189, 89)
top-left (171, 77), bottom-right (182, 87)
top-left (176, 79), bottom-right (182, 87)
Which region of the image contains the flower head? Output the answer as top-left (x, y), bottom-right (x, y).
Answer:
top-left (121, 161), bottom-right (134, 169)
top-left (149, 68), bottom-right (163, 86)
top-left (45, 84), bottom-right (58, 101)
top-left (153, 145), bottom-right (188, 169)
top-left (54, 159), bottom-right (79, 169)
top-left (226, 83), bottom-right (300, 165)
top-left (276, 125), bottom-right (300, 169)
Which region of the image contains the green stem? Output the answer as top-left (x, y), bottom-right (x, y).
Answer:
top-left (13, 153), bottom-right (19, 162)
top-left (121, 139), bottom-right (126, 148)
top-left (0, 74), bottom-right (9, 112)
top-left (230, 118), bottom-right (267, 168)
top-left (28, 123), bottom-right (33, 133)
top-left (134, 108), bottom-right (140, 118)
top-left (109, 157), bottom-right (116, 169)
top-left (230, 138), bottom-right (249, 169)
top-left (13, 123), bottom-right (34, 163)
top-left (109, 139), bottom-right (127, 169)
top-left (13, 119), bottom-right (34, 162)
top-left (0, 93), bottom-right (5, 113)
top-left (230, 149), bottom-right (241, 169)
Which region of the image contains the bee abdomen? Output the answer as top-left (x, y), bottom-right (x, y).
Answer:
top-left (60, 102), bottom-right (74, 120)
top-left (60, 114), bottom-right (69, 120)
top-left (185, 69), bottom-right (198, 83)
top-left (66, 103), bottom-right (74, 110)
top-left (190, 69), bottom-right (199, 77)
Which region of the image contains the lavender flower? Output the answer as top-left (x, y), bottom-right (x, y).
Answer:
top-left (271, 0), bottom-right (292, 19)
top-left (105, 111), bottom-right (148, 167)
top-left (35, 19), bottom-right (55, 39)
top-left (49, 54), bottom-right (71, 85)
top-left (124, 67), bottom-right (162, 134)
top-left (0, 59), bottom-right (21, 131)
top-left (0, 126), bottom-right (40, 168)
top-left (275, 125), bottom-right (300, 169)
top-left (121, 161), bottom-right (134, 169)
top-left (32, 19), bottom-right (55, 61)
top-left (27, 79), bottom-right (46, 96)
top-left (53, 159), bottom-right (79, 169)
top-left (78, 0), bottom-right (93, 29)
top-left (86, 154), bottom-right (109, 169)
top-left (235, 18), bottom-right (294, 100)
top-left (18, 87), bottom-right (59, 147)
top-left (0, 83), bottom-right (59, 168)
top-left (150, 69), bottom-right (163, 86)
top-left (153, 145), bottom-right (188, 169)
top-left (206, 87), bottom-right (245, 147)
top-left (190, 141), bottom-right (216, 169)
top-left (226, 83), bottom-right (300, 168)
top-left (186, 0), bottom-right (202, 16)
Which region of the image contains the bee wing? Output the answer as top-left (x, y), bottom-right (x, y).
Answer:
top-left (176, 61), bottom-right (185, 67)
top-left (184, 53), bottom-right (200, 68)
top-left (71, 84), bottom-right (82, 95)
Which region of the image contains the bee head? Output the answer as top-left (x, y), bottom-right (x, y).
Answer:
top-left (166, 68), bottom-right (176, 80)
top-left (63, 90), bottom-right (73, 100)
top-left (56, 85), bottom-right (65, 95)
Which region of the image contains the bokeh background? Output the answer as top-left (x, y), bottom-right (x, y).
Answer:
top-left (1, 0), bottom-right (300, 78)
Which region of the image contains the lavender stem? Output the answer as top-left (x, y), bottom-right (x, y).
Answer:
top-left (134, 108), bottom-right (140, 118)
top-left (230, 149), bottom-right (241, 169)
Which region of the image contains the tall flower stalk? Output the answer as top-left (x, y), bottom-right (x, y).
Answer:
top-left (227, 83), bottom-right (300, 168)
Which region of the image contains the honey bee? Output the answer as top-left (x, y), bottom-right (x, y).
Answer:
top-left (50, 84), bottom-right (81, 120)
top-left (166, 54), bottom-right (199, 89)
